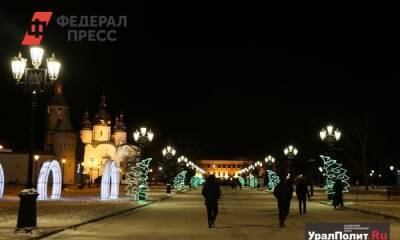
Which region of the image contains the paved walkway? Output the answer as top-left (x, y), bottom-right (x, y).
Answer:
top-left (45, 188), bottom-right (400, 240)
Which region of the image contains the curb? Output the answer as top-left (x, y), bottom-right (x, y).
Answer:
top-left (317, 201), bottom-right (400, 222)
top-left (28, 193), bottom-right (176, 240)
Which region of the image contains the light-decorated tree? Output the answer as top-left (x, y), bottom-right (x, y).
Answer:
top-left (138, 158), bottom-right (152, 201)
top-left (125, 161), bottom-right (141, 201)
top-left (238, 176), bottom-right (245, 186)
top-left (266, 170), bottom-right (280, 190)
top-left (320, 155), bottom-right (350, 195)
top-left (190, 175), bottom-right (204, 188)
top-left (126, 158), bottom-right (152, 201)
top-left (174, 170), bottom-right (187, 192)
top-left (249, 175), bottom-right (257, 188)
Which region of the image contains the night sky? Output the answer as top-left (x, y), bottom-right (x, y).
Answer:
top-left (1, 2), bottom-right (399, 176)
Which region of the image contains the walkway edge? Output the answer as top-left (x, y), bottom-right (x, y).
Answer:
top-left (29, 193), bottom-right (176, 240)
top-left (317, 201), bottom-right (400, 222)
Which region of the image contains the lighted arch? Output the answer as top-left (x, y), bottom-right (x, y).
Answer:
top-left (101, 159), bottom-right (120, 200)
top-left (37, 160), bottom-right (62, 200)
top-left (0, 163), bottom-right (4, 199)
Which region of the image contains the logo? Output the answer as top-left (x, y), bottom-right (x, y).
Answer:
top-left (21, 12), bottom-right (53, 46)
top-left (305, 223), bottom-right (389, 240)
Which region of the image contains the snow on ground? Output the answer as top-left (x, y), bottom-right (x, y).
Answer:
top-left (45, 188), bottom-right (400, 240)
top-left (0, 186), bottom-right (170, 240)
top-left (306, 186), bottom-right (400, 220)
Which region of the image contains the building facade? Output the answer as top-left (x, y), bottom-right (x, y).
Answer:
top-left (44, 80), bottom-right (78, 184)
top-left (200, 159), bottom-right (253, 179)
top-left (80, 94), bottom-right (139, 184)
top-left (0, 150), bottom-right (56, 185)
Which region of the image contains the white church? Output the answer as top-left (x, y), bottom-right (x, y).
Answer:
top-left (80, 94), bottom-right (140, 184)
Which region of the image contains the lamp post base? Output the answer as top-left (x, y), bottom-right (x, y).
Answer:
top-left (16, 188), bottom-right (39, 230)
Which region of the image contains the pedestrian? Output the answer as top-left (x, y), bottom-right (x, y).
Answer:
top-left (274, 177), bottom-right (292, 227)
top-left (333, 179), bottom-right (344, 209)
top-left (202, 174), bottom-right (221, 228)
top-left (295, 178), bottom-right (310, 214)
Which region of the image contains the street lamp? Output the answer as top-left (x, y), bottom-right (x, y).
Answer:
top-left (284, 145), bottom-right (298, 176)
top-left (320, 125), bottom-right (341, 147)
top-left (390, 166), bottom-right (395, 171)
top-left (34, 155), bottom-right (40, 186)
top-left (162, 145), bottom-right (176, 159)
top-left (284, 145), bottom-right (298, 159)
top-left (133, 127), bottom-right (154, 149)
top-left (11, 47), bottom-right (61, 229)
top-left (265, 155), bottom-right (276, 170)
top-left (89, 157), bottom-right (95, 188)
top-left (61, 159), bottom-right (66, 191)
top-left (133, 127), bottom-right (154, 201)
top-left (177, 156), bottom-right (188, 164)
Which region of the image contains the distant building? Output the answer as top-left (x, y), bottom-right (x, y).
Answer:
top-left (0, 150), bottom-right (56, 185)
top-left (200, 159), bottom-right (253, 179)
top-left (80, 94), bottom-right (139, 184)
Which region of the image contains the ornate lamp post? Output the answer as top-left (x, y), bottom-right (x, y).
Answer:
top-left (284, 145), bottom-right (298, 176)
top-left (161, 145), bottom-right (177, 185)
top-left (320, 125), bottom-right (341, 148)
top-left (177, 156), bottom-right (188, 164)
top-left (61, 159), bottom-right (66, 191)
top-left (11, 47), bottom-right (61, 230)
top-left (133, 127), bottom-right (154, 150)
top-left (34, 155), bottom-right (40, 186)
top-left (133, 127), bottom-right (154, 200)
top-left (264, 155), bottom-right (276, 170)
top-left (89, 157), bottom-right (95, 188)
top-left (162, 145), bottom-right (176, 159)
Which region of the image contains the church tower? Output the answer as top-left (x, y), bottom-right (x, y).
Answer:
top-left (45, 80), bottom-right (70, 151)
top-left (45, 80), bottom-right (78, 184)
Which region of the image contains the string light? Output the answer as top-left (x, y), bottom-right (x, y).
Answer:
top-left (174, 171), bottom-right (187, 192)
top-left (0, 163), bottom-right (4, 199)
top-left (320, 155), bottom-right (350, 195)
top-left (266, 170), bottom-right (280, 190)
top-left (38, 160), bottom-right (62, 200)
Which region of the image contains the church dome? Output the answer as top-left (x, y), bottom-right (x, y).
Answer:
top-left (93, 94), bottom-right (111, 126)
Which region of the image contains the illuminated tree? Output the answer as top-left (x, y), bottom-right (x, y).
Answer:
top-left (238, 176), bottom-right (245, 186)
top-left (174, 171), bottom-right (187, 192)
top-left (320, 155), bottom-right (350, 195)
top-left (266, 170), bottom-right (280, 190)
top-left (249, 175), bottom-right (257, 188)
top-left (125, 162), bottom-right (140, 200)
top-left (126, 158), bottom-right (152, 201)
top-left (190, 175), bottom-right (204, 188)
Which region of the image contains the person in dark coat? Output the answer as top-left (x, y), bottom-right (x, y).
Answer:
top-left (286, 177), bottom-right (294, 213)
top-left (202, 174), bottom-right (221, 228)
top-left (333, 179), bottom-right (344, 209)
top-left (274, 178), bottom-right (292, 227)
top-left (295, 178), bottom-right (310, 214)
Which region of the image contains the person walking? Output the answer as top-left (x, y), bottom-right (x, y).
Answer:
top-left (274, 178), bottom-right (292, 227)
top-left (202, 174), bottom-right (221, 228)
top-left (295, 178), bottom-right (310, 214)
top-left (333, 179), bottom-right (344, 209)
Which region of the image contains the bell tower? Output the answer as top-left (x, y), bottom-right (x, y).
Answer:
top-left (45, 80), bottom-right (70, 151)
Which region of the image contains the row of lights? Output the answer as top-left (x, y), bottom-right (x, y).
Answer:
top-left (238, 124), bottom-right (341, 176)
top-left (131, 126), bottom-right (206, 175)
